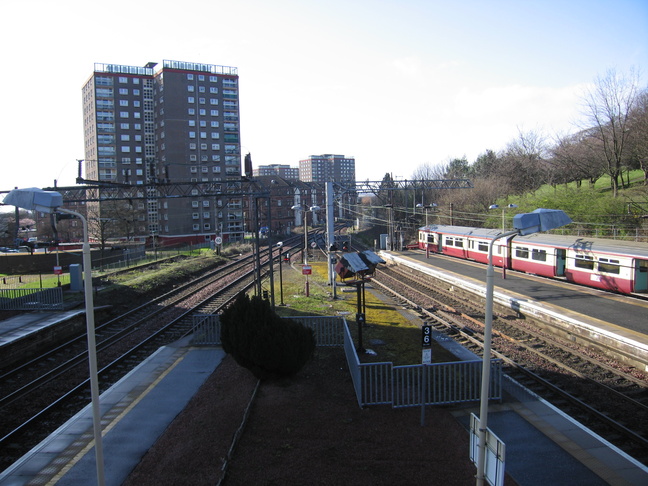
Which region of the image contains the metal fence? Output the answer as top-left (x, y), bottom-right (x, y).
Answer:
top-left (191, 314), bottom-right (222, 345)
top-left (0, 287), bottom-right (64, 311)
top-left (289, 316), bottom-right (345, 346)
top-left (342, 320), bottom-right (502, 408)
top-left (190, 314), bottom-right (346, 347)
top-left (190, 313), bottom-right (502, 409)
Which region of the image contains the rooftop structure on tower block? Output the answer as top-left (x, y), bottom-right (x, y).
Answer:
top-left (81, 60), bottom-right (243, 243)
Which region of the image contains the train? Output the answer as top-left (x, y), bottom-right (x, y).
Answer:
top-left (416, 225), bottom-right (648, 295)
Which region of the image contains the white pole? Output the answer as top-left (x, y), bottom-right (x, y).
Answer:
top-left (304, 211), bottom-right (308, 266)
top-left (326, 182), bottom-right (336, 297)
top-left (60, 208), bottom-right (105, 486)
top-left (476, 229), bottom-right (517, 486)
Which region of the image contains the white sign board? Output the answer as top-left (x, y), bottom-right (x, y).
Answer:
top-left (469, 413), bottom-right (506, 486)
top-left (422, 348), bottom-right (432, 364)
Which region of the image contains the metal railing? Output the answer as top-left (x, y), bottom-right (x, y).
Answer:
top-left (0, 287), bottom-right (64, 311)
top-left (191, 314), bottom-right (222, 345)
top-left (190, 314), bottom-right (502, 409)
top-left (190, 314), bottom-right (346, 347)
top-left (290, 316), bottom-right (345, 346)
top-left (342, 320), bottom-right (502, 408)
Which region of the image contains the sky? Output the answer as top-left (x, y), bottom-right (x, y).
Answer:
top-left (0, 0), bottom-right (646, 196)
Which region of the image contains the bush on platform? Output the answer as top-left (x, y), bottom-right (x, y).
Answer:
top-left (220, 293), bottom-right (315, 380)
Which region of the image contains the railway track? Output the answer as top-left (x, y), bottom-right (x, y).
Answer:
top-left (0, 239), bottom-right (300, 471)
top-left (372, 263), bottom-right (648, 464)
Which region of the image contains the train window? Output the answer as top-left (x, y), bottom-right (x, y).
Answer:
top-left (640, 261), bottom-right (648, 273)
top-left (455, 238), bottom-right (464, 248)
top-left (531, 249), bottom-right (547, 262)
top-left (574, 254), bottom-right (595, 270)
top-left (598, 258), bottom-right (620, 274)
top-left (427, 234), bottom-right (435, 244)
top-left (515, 247), bottom-right (529, 259)
top-left (478, 242), bottom-right (488, 252)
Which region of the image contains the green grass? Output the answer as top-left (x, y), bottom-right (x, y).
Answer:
top-left (102, 252), bottom-right (226, 294)
top-left (488, 169), bottom-right (647, 233)
top-left (269, 258), bottom-right (458, 366)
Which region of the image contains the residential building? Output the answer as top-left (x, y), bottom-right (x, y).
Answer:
top-left (81, 60), bottom-right (243, 244)
top-left (253, 164), bottom-right (299, 179)
top-left (299, 154), bottom-right (355, 220)
top-left (298, 154), bottom-right (355, 186)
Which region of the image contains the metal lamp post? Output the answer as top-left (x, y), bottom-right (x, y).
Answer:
top-left (416, 202), bottom-right (438, 227)
top-left (4, 188), bottom-right (105, 486)
top-left (488, 204), bottom-right (518, 279)
top-left (276, 241), bottom-right (285, 306)
top-left (475, 208), bottom-right (571, 486)
top-left (291, 204), bottom-right (320, 296)
top-left (489, 203), bottom-right (518, 231)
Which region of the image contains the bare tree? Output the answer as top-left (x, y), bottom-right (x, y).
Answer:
top-left (497, 129), bottom-right (548, 194)
top-left (88, 200), bottom-right (145, 249)
top-left (580, 68), bottom-right (641, 197)
top-left (440, 177), bottom-right (503, 226)
top-left (410, 162), bottom-right (452, 205)
top-left (626, 89), bottom-right (648, 185)
top-left (410, 162), bottom-right (448, 180)
top-left (549, 129), bottom-right (607, 187)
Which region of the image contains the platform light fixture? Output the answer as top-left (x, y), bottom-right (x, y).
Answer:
top-left (489, 203), bottom-right (518, 231)
top-left (416, 202), bottom-right (438, 227)
top-left (4, 187), bottom-right (106, 486)
top-left (475, 208), bottom-right (571, 486)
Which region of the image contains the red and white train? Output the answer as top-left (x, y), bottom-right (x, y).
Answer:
top-left (417, 225), bottom-right (648, 295)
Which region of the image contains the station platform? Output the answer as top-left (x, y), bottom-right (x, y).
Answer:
top-left (0, 328), bottom-right (646, 485)
top-left (0, 336), bottom-right (224, 486)
top-left (0, 310), bottom-right (87, 349)
top-left (381, 250), bottom-right (648, 370)
top-left (0, 309), bottom-right (92, 370)
top-left (453, 376), bottom-right (648, 485)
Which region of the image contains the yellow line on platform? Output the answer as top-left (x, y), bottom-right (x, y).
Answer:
top-left (44, 355), bottom-right (186, 486)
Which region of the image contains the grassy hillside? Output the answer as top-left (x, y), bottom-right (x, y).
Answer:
top-left (490, 170), bottom-right (648, 237)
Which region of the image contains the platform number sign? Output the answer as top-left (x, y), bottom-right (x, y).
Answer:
top-left (422, 325), bottom-right (432, 364)
top-left (422, 325), bottom-right (432, 347)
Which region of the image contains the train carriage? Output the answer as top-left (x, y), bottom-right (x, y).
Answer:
top-left (418, 225), bottom-right (517, 266)
top-left (564, 238), bottom-right (648, 294)
top-left (417, 225), bottom-right (648, 295)
top-left (509, 233), bottom-right (570, 278)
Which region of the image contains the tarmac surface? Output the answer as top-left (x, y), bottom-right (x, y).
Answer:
top-left (0, 336), bottom-right (223, 486)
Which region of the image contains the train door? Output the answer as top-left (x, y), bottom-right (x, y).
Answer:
top-left (634, 259), bottom-right (648, 292)
top-left (503, 236), bottom-right (514, 269)
top-left (426, 232), bottom-right (436, 252)
top-left (555, 249), bottom-right (567, 276)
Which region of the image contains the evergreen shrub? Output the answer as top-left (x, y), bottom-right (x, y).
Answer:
top-left (220, 293), bottom-right (316, 380)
